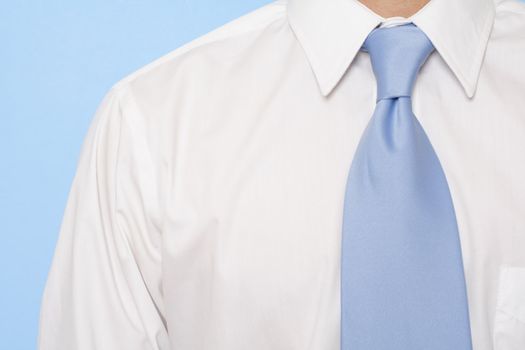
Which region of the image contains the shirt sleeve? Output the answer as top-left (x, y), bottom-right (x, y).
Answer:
top-left (38, 84), bottom-right (170, 350)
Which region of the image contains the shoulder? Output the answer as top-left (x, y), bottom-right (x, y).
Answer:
top-left (110, 0), bottom-right (287, 94)
top-left (485, 0), bottom-right (525, 82)
top-left (492, 0), bottom-right (525, 38)
top-left (494, 0), bottom-right (525, 14)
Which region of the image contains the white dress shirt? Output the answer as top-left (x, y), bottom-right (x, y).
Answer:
top-left (38, 0), bottom-right (525, 349)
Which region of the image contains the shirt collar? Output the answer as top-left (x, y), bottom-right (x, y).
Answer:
top-left (287, 0), bottom-right (496, 98)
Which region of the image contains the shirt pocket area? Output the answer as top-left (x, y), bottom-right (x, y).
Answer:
top-left (493, 265), bottom-right (525, 350)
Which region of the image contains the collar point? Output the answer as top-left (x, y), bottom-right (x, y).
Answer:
top-left (316, 72), bottom-right (344, 97)
top-left (461, 79), bottom-right (478, 99)
top-left (465, 87), bottom-right (476, 99)
top-left (319, 83), bottom-right (335, 97)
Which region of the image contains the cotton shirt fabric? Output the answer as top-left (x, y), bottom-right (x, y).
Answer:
top-left (38, 0), bottom-right (525, 349)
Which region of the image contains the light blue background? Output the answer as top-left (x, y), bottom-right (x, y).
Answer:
top-left (3, 1), bottom-right (523, 349)
top-left (0, 1), bottom-right (270, 348)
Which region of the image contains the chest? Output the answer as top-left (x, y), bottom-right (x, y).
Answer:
top-left (159, 51), bottom-right (525, 349)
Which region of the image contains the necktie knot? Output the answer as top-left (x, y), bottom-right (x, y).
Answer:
top-left (362, 23), bottom-right (435, 101)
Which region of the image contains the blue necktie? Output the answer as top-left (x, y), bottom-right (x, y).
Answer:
top-left (340, 23), bottom-right (473, 349)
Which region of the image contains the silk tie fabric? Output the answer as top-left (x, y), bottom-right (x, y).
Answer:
top-left (340, 23), bottom-right (472, 349)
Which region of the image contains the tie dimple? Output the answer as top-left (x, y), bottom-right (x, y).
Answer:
top-left (362, 23), bottom-right (435, 101)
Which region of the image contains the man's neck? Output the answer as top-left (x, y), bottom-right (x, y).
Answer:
top-left (358, 0), bottom-right (431, 18)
